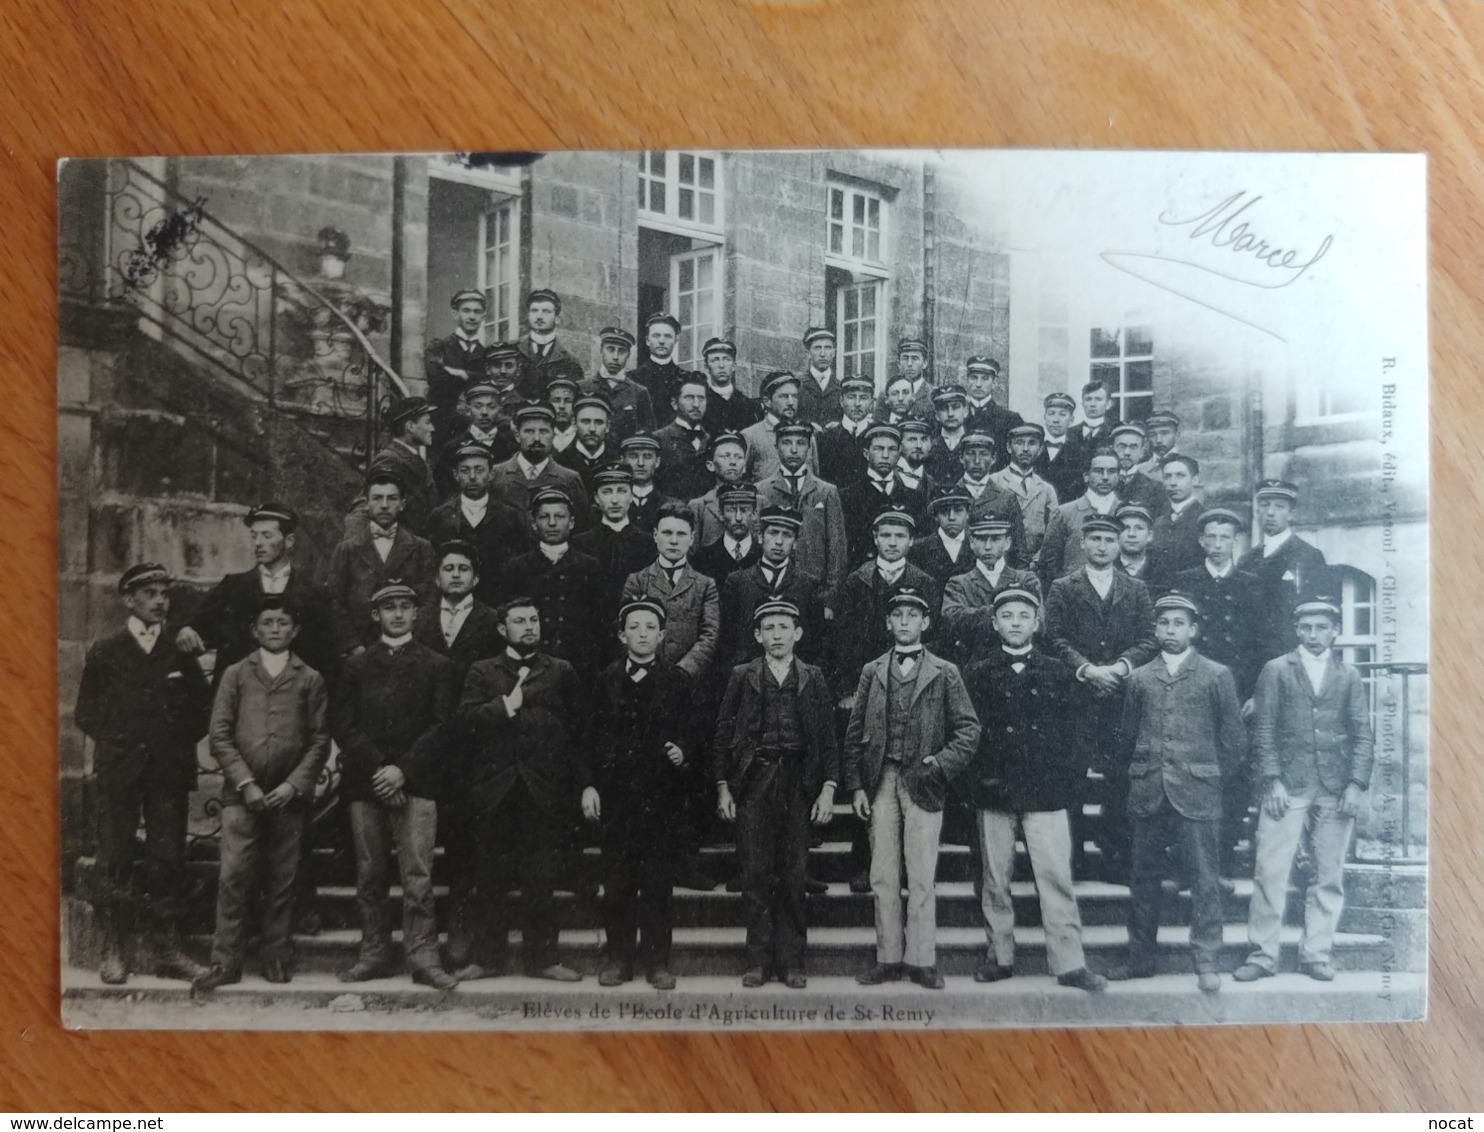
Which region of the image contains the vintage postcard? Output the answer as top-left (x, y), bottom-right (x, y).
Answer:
top-left (57, 148), bottom-right (1427, 1030)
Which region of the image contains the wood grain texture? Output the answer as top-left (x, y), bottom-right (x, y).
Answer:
top-left (1, 0), bottom-right (1480, 1112)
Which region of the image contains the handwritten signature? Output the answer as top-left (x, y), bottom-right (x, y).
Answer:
top-left (1101, 191), bottom-right (1336, 341)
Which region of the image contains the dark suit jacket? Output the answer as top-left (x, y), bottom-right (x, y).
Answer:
top-left (712, 657), bottom-right (839, 799)
top-left (631, 358), bottom-right (686, 419)
top-left (554, 440), bottom-right (617, 496)
top-left (1119, 652), bottom-right (1247, 821)
top-left (516, 335), bottom-right (585, 398)
top-left (1115, 472), bottom-right (1166, 516)
top-left (572, 520), bottom-right (657, 620)
top-left (690, 485), bottom-right (759, 548)
top-left (499, 547), bottom-right (605, 678)
top-left (1035, 435), bottom-right (1084, 503)
top-left (487, 455), bottom-right (591, 527)
top-left (830, 560), bottom-right (942, 694)
top-left (579, 375), bottom-right (655, 442)
top-left (796, 370), bottom-right (844, 426)
top-left (957, 479), bottom-right (1031, 569)
top-left (366, 440), bottom-right (439, 537)
top-left (938, 563), bottom-right (1043, 661)
top-left (691, 535), bottom-right (762, 587)
top-left (965, 399), bottom-right (1025, 466)
top-left (909, 529), bottom-right (977, 588)
top-left (924, 433), bottom-right (968, 489)
top-left (654, 420), bottom-right (715, 503)
top-left (423, 332), bottom-right (489, 447)
top-left (1043, 567), bottom-right (1159, 675)
top-left (1251, 650), bottom-right (1374, 794)
top-left (621, 561), bottom-right (721, 680)
top-left (458, 650), bottom-right (583, 814)
top-left (718, 560), bottom-right (828, 670)
top-left (433, 419), bottom-right (520, 497)
top-left (412, 598), bottom-right (505, 689)
top-left (424, 494), bottom-right (535, 608)
top-left (333, 639), bottom-right (456, 801)
top-left (1034, 494), bottom-right (1118, 586)
top-left (324, 525), bottom-right (439, 654)
top-left (816, 420), bottom-right (871, 490)
top-left (701, 384), bottom-right (761, 438)
top-left (1238, 534), bottom-right (1331, 663)
top-left (75, 626), bottom-right (211, 788)
top-left (1151, 500), bottom-right (1207, 576)
top-left (1116, 554), bottom-right (1175, 605)
top-left (186, 566), bottom-right (337, 686)
top-left (1174, 564), bottom-right (1265, 698)
top-left (840, 476), bottom-right (931, 567)
top-left (961, 648), bottom-right (1082, 813)
top-left (842, 649), bottom-right (980, 811)
top-left (576, 660), bottom-right (697, 807)
top-left (628, 487), bottom-right (668, 533)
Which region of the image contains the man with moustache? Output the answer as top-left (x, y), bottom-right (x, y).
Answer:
top-left (631, 313), bottom-right (686, 416)
top-left (424, 288), bottom-right (491, 452)
top-left (516, 289), bottom-right (585, 399)
top-left (699, 337), bottom-right (761, 436)
top-left (742, 372), bottom-right (821, 482)
top-left (580, 327), bottom-right (656, 443)
top-left (487, 403), bottom-right (590, 524)
top-left (555, 395), bottom-right (617, 495)
top-left (797, 326), bottom-right (843, 426)
top-left (655, 373), bottom-right (714, 503)
top-left (816, 375), bottom-right (878, 490)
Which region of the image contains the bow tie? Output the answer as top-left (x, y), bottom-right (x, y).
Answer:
top-left (626, 659), bottom-right (654, 681)
top-left (894, 648), bottom-right (923, 671)
top-left (372, 529), bottom-right (395, 542)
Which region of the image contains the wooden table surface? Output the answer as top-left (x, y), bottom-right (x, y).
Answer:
top-left (2, 0), bottom-right (1480, 1112)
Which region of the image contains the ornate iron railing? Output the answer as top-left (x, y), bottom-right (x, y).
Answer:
top-left (59, 159), bottom-right (408, 467)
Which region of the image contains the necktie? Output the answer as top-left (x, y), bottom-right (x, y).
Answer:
top-left (731, 542), bottom-right (743, 562)
top-left (665, 565), bottom-right (682, 586)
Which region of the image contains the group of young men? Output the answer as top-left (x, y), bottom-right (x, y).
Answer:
top-left (74, 285), bottom-right (1373, 998)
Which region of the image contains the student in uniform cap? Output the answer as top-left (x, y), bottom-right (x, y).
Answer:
top-left (572, 465), bottom-right (658, 628)
top-left (425, 443), bottom-right (535, 607)
top-left (654, 372), bottom-right (714, 503)
top-left (413, 540), bottom-right (505, 687)
top-left (845, 587), bottom-right (979, 991)
top-left (816, 374), bottom-right (878, 489)
top-left (175, 504), bottom-right (337, 689)
top-left (498, 487), bottom-right (604, 682)
top-left (362, 397), bottom-right (439, 537)
top-left (487, 402), bottom-right (590, 523)
top-left (434, 379), bottom-right (520, 496)
top-left (939, 513), bottom-right (1042, 662)
top-left (484, 340), bottom-right (527, 397)
top-left (962, 356), bottom-right (1024, 460)
top-left (741, 371), bottom-right (820, 481)
top-left (554, 394), bottom-right (616, 494)
top-left (1150, 454), bottom-right (1206, 575)
top-left (516, 288), bottom-right (585, 399)
top-left (700, 337), bottom-right (761, 436)
top-left (76, 564), bottom-right (213, 986)
top-left (950, 433), bottom-right (1031, 570)
top-left (620, 433), bottom-right (667, 533)
top-left (424, 288), bottom-right (491, 452)
top-left (989, 422), bottom-right (1060, 563)
top-left (895, 336), bottom-right (935, 417)
top-left (840, 422), bottom-right (929, 568)
top-left (895, 415), bottom-right (936, 494)
top-left (1110, 422), bottom-right (1165, 513)
top-left (713, 599), bottom-right (840, 989)
top-left (631, 312), bottom-right (686, 416)
top-left (691, 481), bottom-right (762, 584)
top-left (926, 382), bottom-right (972, 487)
top-left (1176, 508), bottom-right (1265, 703)
top-left (579, 598), bottom-right (699, 990)
top-left (1042, 513), bottom-right (1158, 881)
top-left (1136, 410), bottom-right (1184, 480)
top-left (1114, 502), bottom-right (1173, 601)
top-left (1238, 478), bottom-right (1331, 664)
top-left (959, 588), bottom-right (1106, 991)
top-left (1233, 598), bottom-right (1373, 985)
top-left (326, 471), bottom-right (439, 656)
top-left (195, 594), bottom-right (330, 992)
top-left (755, 419), bottom-right (849, 613)
top-left (689, 431), bottom-right (756, 548)
top-left (580, 326), bottom-right (656, 442)
top-left (1034, 447), bottom-right (1122, 588)
top-left (545, 375), bottom-right (581, 454)
top-left (332, 580), bottom-right (460, 990)
top-left (1107, 591), bottom-right (1247, 994)
top-left (797, 326), bottom-right (842, 425)
top-left (1036, 390), bottom-right (1084, 503)
top-left (718, 505), bottom-right (828, 671)
top-left (909, 484), bottom-right (977, 586)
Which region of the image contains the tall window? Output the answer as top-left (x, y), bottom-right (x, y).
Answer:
top-left (1090, 325), bottom-right (1154, 422)
top-left (836, 278), bottom-right (880, 380)
top-left (670, 246), bottom-right (721, 369)
top-left (1335, 565), bottom-right (1381, 713)
top-left (825, 179), bottom-right (890, 387)
top-left (639, 151), bottom-right (723, 236)
top-left (827, 184), bottom-right (885, 266)
top-left (478, 199), bottom-right (520, 343)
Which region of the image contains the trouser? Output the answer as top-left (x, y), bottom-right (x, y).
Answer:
top-left (446, 781), bottom-right (563, 971)
top-left (1127, 798), bottom-right (1222, 972)
top-left (977, 807), bottom-right (1086, 975)
top-left (601, 802), bottom-right (677, 968)
top-left (1219, 761), bottom-right (1253, 873)
top-left (348, 796), bottom-right (440, 971)
top-left (868, 763), bottom-right (944, 968)
top-left (735, 756), bottom-right (810, 972)
top-left (1071, 697), bottom-right (1127, 881)
top-left (211, 802), bottom-right (307, 971)
top-left (1244, 784), bottom-right (1356, 970)
top-left (92, 755), bottom-right (190, 929)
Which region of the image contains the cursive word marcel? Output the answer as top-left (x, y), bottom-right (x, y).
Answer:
top-left (1156, 191), bottom-right (1332, 288)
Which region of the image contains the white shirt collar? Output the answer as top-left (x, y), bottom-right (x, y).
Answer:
top-left (724, 533), bottom-right (753, 557)
top-left (875, 557), bottom-right (907, 582)
top-left (380, 632), bottom-right (414, 649)
top-left (1298, 647), bottom-right (1331, 690)
top-left (461, 494), bottom-right (489, 524)
top-left (1161, 647), bottom-right (1194, 675)
top-left (258, 648), bottom-right (290, 677)
top-left (1262, 528), bottom-right (1294, 557)
top-left (468, 424), bottom-right (498, 443)
top-left (517, 453), bottom-right (550, 478)
top-left (939, 528), bottom-right (966, 554)
top-left (1170, 494), bottom-right (1198, 516)
top-left (1002, 643), bottom-right (1033, 657)
top-left (454, 328), bottom-right (481, 345)
top-left (258, 561), bottom-right (292, 594)
top-left (976, 558), bottom-right (1005, 585)
top-left (631, 482), bottom-right (654, 498)
top-left (1205, 559), bottom-right (1234, 579)
top-left (602, 517), bottom-right (631, 532)
top-left (764, 654), bottom-right (795, 683)
top-left (539, 542), bottom-right (569, 562)
top-left (441, 594), bottom-right (474, 614)
top-left (1085, 563), bottom-right (1115, 597)
top-left (127, 616), bottom-right (161, 652)
top-left (1084, 492), bottom-right (1117, 515)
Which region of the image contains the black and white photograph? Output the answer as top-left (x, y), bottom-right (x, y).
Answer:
top-left (56, 147), bottom-right (1427, 1031)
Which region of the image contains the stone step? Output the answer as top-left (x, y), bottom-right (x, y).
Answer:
top-left (186, 922), bottom-right (1389, 979)
top-left (61, 966), bottom-right (1425, 1030)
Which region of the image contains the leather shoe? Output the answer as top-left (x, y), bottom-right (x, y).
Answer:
top-left (1197, 970), bottom-right (1222, 993)
top-left (855, 962), bottom-right (903, 986)
top-left (741, 966), bottom-right (767, 988)
top-left (675, 863), bottom-right (719, 891)
top-left (191, 964), bottom-right (241, 994)
top-left (531, 963), bottom-right (582, 982)
top-left (450, 963), bottom-right (495, 982)
top-left (647, 967), bottom-right (677, 991)
top-left (261, 958), bottom-right (291, 984)
top-left (1104, 960), bottom-right (1157, 982)
top-left (337, 959), bottom-right (393, 983)
top-left (782, 969), bottom-right (808, 989)
top-left (1057, 967), bottom-right (1108, 993)
top-left (848, 871), bottom-right (871, 895)
top-left (804, 876), bottom-right (828, 895)
top-left (908, 965), bottom-right (945, 990)
top-left (412, 966), bottom-right (459, 990)
top-left (973, 961), bottom-right (1014, 983)
top-left (1300, 960), bottom-right (1336, 982)
top-left (1231, 963), bottom-right (1274, 982)
top-left (598, 962), bottom-right (633, 987)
